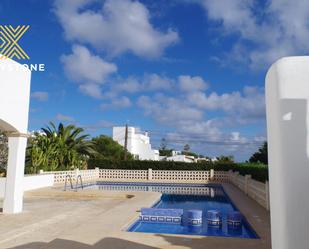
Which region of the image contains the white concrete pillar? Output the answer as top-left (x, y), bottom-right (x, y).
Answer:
top-left (266, 57), bottom-right (309, 249)
top-left (148, 168), bottom-right (152, 180)
top-left (3, 135), bottom-right (27, 214)
top-left (244, 175), bottom-right (251, 195)
top-left (75, 168), bottom-right (80, 181)
top-left (95, 167), bottom-right (100, 179)
top-left (228, 170), bottom-right (233, 182)
top-left (210, 169), bottom-right (214, 181)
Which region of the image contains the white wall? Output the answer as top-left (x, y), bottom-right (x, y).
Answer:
top-left (23, 174), bottom-right (54, 191)
top-left (113, 126), bottom-right (158, 160)
top-left (0, 174), bottom-right (54, 198)
top-left (266, 56), bottom-right (309, 249)
top-left (0, 178), bottom-right (5, 198)
top-left (0, 57), bottom-right (31, 133)
top-left (166, 155), bottom-right (195, 163)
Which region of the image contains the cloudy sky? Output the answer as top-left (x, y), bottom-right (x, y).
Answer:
top-left (2, 0), bottom-right (309, 161)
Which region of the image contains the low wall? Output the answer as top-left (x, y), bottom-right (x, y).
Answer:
top-left (23, 174), bottom-right (54, 191)
top-left (228, 170), bottom-right (270, 210)
top-left (44, 168), bottom-right (229, 184)
top-left (43, 169), bottom-right (100, 183)
top-left (0, 174), bottom-right (54, 198)
top-left (41, 168), bottom-right (269, 210)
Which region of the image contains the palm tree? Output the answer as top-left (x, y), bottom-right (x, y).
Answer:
top-left (26, 122), bottom-right (96, 173)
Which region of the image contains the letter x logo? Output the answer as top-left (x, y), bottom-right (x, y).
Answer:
top-left (0, 25), bottom-right (30, 60)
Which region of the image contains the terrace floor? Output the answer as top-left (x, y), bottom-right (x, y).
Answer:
top-left (0, 183), bottom-right (271, 249)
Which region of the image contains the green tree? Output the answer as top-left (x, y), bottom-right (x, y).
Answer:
top-left (0, 131), bottom-right (8, 175)
top-left (91, 135), bottom-right (133, 160)
top-left (159, 137), bottom-right (173, 157)
top-left (26, 122), bottom-right (96, 173)
top-left (249, 141), bottom-right (268, 164)
top-left (216, 155), bottom-right (235, 163)
top-left (160, 138), bottom-right (167, 150)
top-left (183, 144), bottom-right (190, 155)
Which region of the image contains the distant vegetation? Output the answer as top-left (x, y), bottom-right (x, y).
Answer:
top-left (0, 122), bottom-right (268, 182)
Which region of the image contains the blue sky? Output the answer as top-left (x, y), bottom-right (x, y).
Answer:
top-left (1, 0), bottom-right (308, 161)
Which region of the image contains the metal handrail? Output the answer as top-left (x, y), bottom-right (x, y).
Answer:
top-left (75, 174), bottom-right (84, 191)
top-left (64, 174), bottom-right (73, 191)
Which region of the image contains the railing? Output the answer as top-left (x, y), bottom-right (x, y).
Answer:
top-left (64, 174), bottom-right (73, 191)
top-left (39, 168), bottom-right (269, 210)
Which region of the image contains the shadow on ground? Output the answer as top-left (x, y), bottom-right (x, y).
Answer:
top-left (6, 237), bottom-right (158, 249)
top-left (6, 234), bottom-right (267, 249)
top-left (156, 234), bottom-right (264, 249)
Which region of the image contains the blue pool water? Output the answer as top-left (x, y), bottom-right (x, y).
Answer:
top-left (85, 182), bottom-right (258, 238)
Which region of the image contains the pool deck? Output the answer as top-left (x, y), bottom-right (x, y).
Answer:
top-left (0, 183), bottom-right (271, 249)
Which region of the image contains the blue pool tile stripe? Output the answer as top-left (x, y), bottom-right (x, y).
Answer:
top-left (140, 208), bottom-right (183, 224)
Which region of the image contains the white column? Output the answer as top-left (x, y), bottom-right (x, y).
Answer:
top-left (3, 135), bottom-right (27, 214)
top-left (148, 168), bottom-right (152, 180)
top-left (95, 167), bottom-right (100, 179)
top-left (210, 169), bottom-right (214, 181)
top-left (244, 175), bottom-right (251, 195)
top-left (266, 57), bottom-right (309, 249)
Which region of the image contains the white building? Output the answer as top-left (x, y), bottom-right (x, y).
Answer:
top-left (112, 126), bottom-right (159, 161)
top-left (165, 155), bottom-right (196, 163)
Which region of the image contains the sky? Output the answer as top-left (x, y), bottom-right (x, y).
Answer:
top-left (1, 0), bottom-right (309, 161)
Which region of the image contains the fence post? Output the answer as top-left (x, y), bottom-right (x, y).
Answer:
top-left (234, 171), bottom-right (239, 187)
top-left (148, 168), bottom-right (152, 181)
top-left (244, 174), bottom-right (251, 195)
top-left (75, 168), bottom-right (80, 180)
top-left (39, 169), bottom-right (44, 174)
top-left (95, 167), bottom-right (100, 179)
top-left (210, 169), bottom-right (214, 181)
top-left (265, 181), bottom-right (270, 210)
top-left (228, 170), bottom-right (232, 182)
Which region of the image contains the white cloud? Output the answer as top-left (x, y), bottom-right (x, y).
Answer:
top-left (187, 86), bottom-right (265, 122)
top-left (137, 94), bottom-right (204, 125)
top-left (31, 91), bottom-right (49, 102)
top-left (81, 120), bottom-right (115, 132)
top-left (54, 0), bottom-right (179, 58)
top-left (61, 45), bottom-right (117, 98)
top-left (178, 75), bottom-right (208, 92)
top-left (79, 83), bottom-right (103, 99)
top-left (101, 96), bottom-right (132, 110)
top-left (136, 77), bottom-right (265, 160)
top-left (197, 0), bottom-right (309, 69)
top-left (104, 73), bottom-right (174, 98)
top-left (61, 45), bottom-right (117, 84)
top-left (56, 113), bottom-right (75, 122)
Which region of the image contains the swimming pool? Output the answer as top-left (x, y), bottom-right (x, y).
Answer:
top-left (84, 182), bottom-right (258, 238)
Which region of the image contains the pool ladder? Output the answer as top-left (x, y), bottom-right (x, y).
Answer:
top-left (64, 174), bottom-right (84, 191)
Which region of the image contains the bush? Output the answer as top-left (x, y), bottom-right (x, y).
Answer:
top-left (88, 159), bottom-right (268, 182)
top-left (232, 163), bottom-right (268, 182)
top-left (0, 167), bottom-right (6, 177)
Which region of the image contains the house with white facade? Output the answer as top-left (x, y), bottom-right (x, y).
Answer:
top-left (112, 126), bottom-right (159, 161)
top-left (165, 154), bottom-right (196, 163)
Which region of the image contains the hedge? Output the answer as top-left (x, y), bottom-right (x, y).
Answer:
top-left (88, 159), bottom-right (268, 182)
top-left (233, 163), bottom-right (268, 182)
